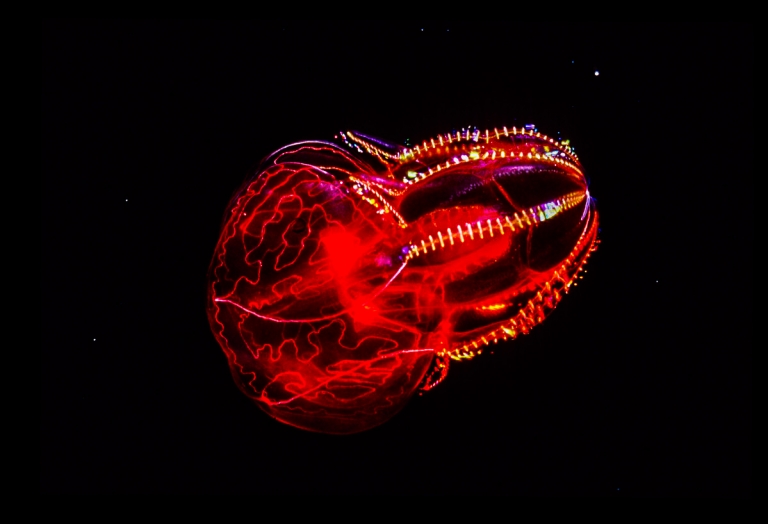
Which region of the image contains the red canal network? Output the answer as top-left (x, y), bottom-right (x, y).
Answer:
top-left (207, 125), bottom-right (599, 434)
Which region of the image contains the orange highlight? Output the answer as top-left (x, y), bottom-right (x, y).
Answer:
top-left (207, 126), bottom-right (598, 434)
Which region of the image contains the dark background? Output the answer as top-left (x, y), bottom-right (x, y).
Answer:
top-left (42, 21), bottom-right (752, 495)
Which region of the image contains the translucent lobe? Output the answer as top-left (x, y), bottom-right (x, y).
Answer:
top-left (208, 128), bottom-right (598, 434)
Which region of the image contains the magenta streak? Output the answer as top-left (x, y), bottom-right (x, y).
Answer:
top-left (361, 260), bottom-right (408, 306)
top-left (216, 259), bottom-right (409, 322)
top-left (214, 297), bottom-right (346, 323)
top-left (581, 191), bottom-right (590, 221)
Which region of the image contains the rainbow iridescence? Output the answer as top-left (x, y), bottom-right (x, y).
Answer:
top-left (207, 126), bottom-right (599, 434)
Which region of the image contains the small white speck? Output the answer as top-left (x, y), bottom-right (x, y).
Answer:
top-left (421, 28), bottom-right (424, 31)
top-left (594, 70), bottom-right (600, 76)
top-left (656, 280), bottom-right (659, 283)
top-left (93, 338), bottom-right (96, 341)
top-left (125, 199), bottom-right (128, 202)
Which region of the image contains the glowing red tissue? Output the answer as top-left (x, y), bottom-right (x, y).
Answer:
top-left (207, 126), bottom-right (599, 434)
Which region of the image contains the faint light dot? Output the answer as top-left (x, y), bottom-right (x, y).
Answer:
top-left (421, 28), bottom-right (424, 31)
top-left (594, 70), bottom-right (600, 76)
top-left (125, 198), bottom-right (128, 202)
top-left (93, 338), bottom-right (96, 341)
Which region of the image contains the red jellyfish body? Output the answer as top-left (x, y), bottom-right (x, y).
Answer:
top-left (207, 126), bottom-right (599, 434)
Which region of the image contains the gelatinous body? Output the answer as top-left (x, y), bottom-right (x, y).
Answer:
top-left (207, 126), bottom-right (598, 434)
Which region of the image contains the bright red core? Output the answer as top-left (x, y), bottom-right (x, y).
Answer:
top-left (207, 127), bottom-right (599, 434)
